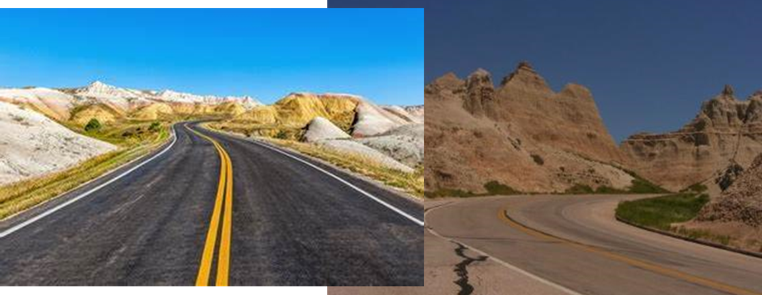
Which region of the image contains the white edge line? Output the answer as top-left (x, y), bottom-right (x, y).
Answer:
top-left (0, 125), bottom-right (178, 238)
top-left (424, 201), bottom-right (584, 295)
top-left (248, 139), bottom-right (424, 227)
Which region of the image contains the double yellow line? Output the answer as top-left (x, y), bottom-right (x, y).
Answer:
top-left (498, 208), bottom-right (762, 295)
top-left (187, 125), bottom-right (234, 286)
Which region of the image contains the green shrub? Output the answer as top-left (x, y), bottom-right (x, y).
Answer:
top-left (595, 186), bottom-right (627, 194)
top-left (84, 118), bottom-right (101, 132)
top-left (565, 184), bottom-right (594, 194)
top-left (615, 193), bottom-right (709, 230)
top-left (424, 188), bottom-right (476, 198)
top-left (149, 122), bottom-right (161, 132)
top-left (629, 178), bottom-right (669, 194)
top-left (622, 169), bottom-right (669, 194)
top-left (275, 130), bottom-right (288, 139)
top-left (484, 181), bottom-right (521, 195)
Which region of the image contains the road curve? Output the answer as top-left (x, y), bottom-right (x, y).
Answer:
top-left (0, 122), bottom-right (422, 286)
top-left (425, 195), bottom-right (762, 295)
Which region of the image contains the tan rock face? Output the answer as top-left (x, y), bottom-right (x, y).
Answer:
top-left (620, 88), bottom-right (762, 191)
top-left (131, 102), bottom-right (175, 120)
top-left (696, 153), bottom-right (762, 227)
top-left (235, 105), bottom-right (279, 124)
top-left (233, 93), bottom-right (359, 129)
top-left (70, 103), bottom-right (121, 126)
top-left (425, 62), bottom-right (632, 194)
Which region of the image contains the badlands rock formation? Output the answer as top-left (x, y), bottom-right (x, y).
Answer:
top-left (403, 105), bottom-right (424, 119)
top-left (301, 116), bottom-right (414, 173)
top-left (683, 152), bottom-right (762, 252)
top-left (248, 92), bottom-right (359, 129)
top-left (0, 81), bottom-right (263, 126)
top-left (302, 117), bottom-right (351, 142)
top-left (381, 105), bottom-right (423, 124)
top-left (621, 87), bottom-right (762, 191)
top-left (232, 92), bottom-right (419, 137)
top-left (319, 139), bottom-right (414, 173)
top-left (0, 101), bottom-right (116, 185)
top-left (357, 123), bottom-right (423, 167)
top-left (132, 102), bottom-right (176, 121)
top-left (426, 62), bottom-right (632, 194)
top-left (71, 103), bottom-right (122, 125)
top-left (0, 87), bottom-right (75, 121)
top-left (696, 152), bottom-right (762, 227)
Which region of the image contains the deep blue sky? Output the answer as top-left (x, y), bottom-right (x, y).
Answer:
top-left (0, 9), bottom-right (423, 106)
top-left (425, 0), bottom-right (762, 142)
top-left (334, 0), bottom-right (762, 142)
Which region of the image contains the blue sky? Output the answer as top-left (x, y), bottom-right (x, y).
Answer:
top-left (0, 9), bottom-right (423, 106)
top-left (390, 0), bottom-right (760, 142)
top-left (328, 0), bottom-right (762, 141)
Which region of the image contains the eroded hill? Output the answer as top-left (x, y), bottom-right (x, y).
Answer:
top-left (425, 62), bottom-right (634, 194)
top-left (621, 86), bottom-right (762, 192)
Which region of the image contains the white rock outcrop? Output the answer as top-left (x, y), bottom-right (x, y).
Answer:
top-left (303, 117), bottom-right (351, 143)
top-left (0, 101), bottom-right (116, 185)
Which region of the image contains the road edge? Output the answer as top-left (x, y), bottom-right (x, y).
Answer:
top-left (614, 215), bottom-right (762, 260)
top-left (0, 124), bottom-right (178, 236)
top-left (200, 125), bottom-right (423, 206)
top-left (424, 198), bottom-right (583, 295)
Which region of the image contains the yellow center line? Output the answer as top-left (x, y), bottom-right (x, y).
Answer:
top-left (187, 124), bottom-right (234, 286)
top-left (216, 142), bottom-right (233, 286)
top-left (498, 208), bottom-right (762, 295)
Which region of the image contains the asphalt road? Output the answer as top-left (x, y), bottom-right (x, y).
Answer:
top-left (0, 122), bottom-right (423, 286)
top-left (425, 195), bottom-right (762, 295)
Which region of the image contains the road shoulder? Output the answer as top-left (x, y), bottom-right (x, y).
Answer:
top-left (200, 125), bottom-right (423, 210)
top-left (0, 124), bottom-right (177, 235)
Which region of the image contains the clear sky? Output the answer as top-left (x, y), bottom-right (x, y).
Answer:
top-left (333, 0), bottom-right (762, 142)
top-left (424, 0), bottom-right (762, 142)
top-left (0, 9), bottom-right (423, 106)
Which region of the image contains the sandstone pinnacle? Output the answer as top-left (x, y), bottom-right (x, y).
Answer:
top-left (723, 84), bottom-right (734, 96)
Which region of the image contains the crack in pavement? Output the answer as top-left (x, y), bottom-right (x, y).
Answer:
top-left (453, 242), bottom-right (488, 295)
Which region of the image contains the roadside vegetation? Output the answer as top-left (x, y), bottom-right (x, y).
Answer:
top-left (616, 193), bottom-right (710, 230)
top-left (426, 167), bottom-right (668, 198)
top-left (615, 184), bottom-right (737, 246)
top-left (0, 119), bottom-right (172, 220)
top-left (615, 192), bottom-right (733, 246)
top-left (564, 170), bottom-right (669, 195)
top-left (68, 119), bottom-right (173, 146)
top-left (255, 136), bottom-right (423, 198)
top-left (425, 180), bottom-right (521, 198)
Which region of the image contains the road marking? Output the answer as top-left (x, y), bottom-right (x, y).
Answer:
top-left (499, 208), bottom-right (762, 295)
top-left (424, 202), bottom-right (582, 295)
top-left (216, 142), bottom-right (233, 286)
top-left (0, 126), bottom-right (178, 239)
top-left (194, 137), bottom-right (227, 286)
top-left (189, 125), bottom-right (233, 286)
top-left (248, 139), bottom-right (424, 227)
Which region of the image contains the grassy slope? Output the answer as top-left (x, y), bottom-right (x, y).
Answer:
top-left (0, 121), bottom-right (172, 220)
top-left (616, 193), bottom-right (709, 231)
top-left (615, 192), bottom-right (735, 246)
